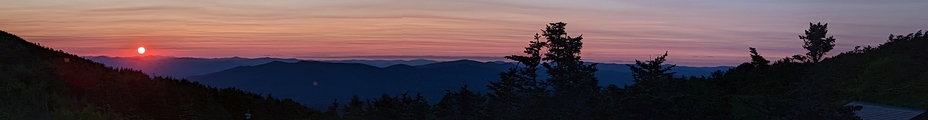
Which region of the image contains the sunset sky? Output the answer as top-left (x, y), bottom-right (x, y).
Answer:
top-left (1, 0), bottom-right (926, 66)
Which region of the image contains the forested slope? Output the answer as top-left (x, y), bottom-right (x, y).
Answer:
top-left (0, 30), bottom-right (326, 119)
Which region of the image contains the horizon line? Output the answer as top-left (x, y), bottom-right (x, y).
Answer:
top-left (81, 55), bottom-right (739, 67)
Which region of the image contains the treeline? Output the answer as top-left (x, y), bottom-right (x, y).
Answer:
top-left (316, 22), bottom-right (928, 120)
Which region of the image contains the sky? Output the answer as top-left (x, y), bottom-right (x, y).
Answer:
top-left (1, 0), bottom-right (926, 66)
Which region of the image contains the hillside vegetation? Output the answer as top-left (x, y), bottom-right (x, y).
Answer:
top-left (0, 30), bottom-right (324, 119)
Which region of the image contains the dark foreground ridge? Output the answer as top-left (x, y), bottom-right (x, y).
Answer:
top-left (0, 30), bottom-right (323, 119)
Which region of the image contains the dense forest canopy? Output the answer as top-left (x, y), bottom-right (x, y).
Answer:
top-left (2, 21), bottom-right (927, 119)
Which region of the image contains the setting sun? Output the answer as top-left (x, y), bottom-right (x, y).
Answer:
top-left (137, 47), bottom-right (145, 54)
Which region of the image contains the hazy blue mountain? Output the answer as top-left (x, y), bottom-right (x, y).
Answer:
top-left (324, 59), bottom-right (438, 67)
top-left (187, 59), bottom-right (731, 109)
top-left (188, 60), bottom-right (511, 109)
top-left (85, 56), bottom-right (440, 78)
top-left (88, 56), bottom-right (730, 109)
top-left (85, 56), bottom-right (301, 78)
top-left (88, 56), bottom-right (729, 80)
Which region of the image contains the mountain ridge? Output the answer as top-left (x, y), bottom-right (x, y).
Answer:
top-left (187, 58), bottom-right (730, 109)
top-left (86, 55), bottom-right (734, 79)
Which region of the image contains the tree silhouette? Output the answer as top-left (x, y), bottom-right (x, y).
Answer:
top-left (799, 22), bottom-right (836, 63)
top-left (325, 99), bottom-right (339, 118)
top-left (613, 52), bottom-right (692, 119)
top-left (488, 22), bottom-right (600, 119)
top-left (749, 47), bottom-right (770, 67)
top-left (341, 96), bottom-right (365, 120)
top-left (626, 51), bottom-right (676, 86)
top-left (487, 32), bottom-right (548, 119)
top-left (367, 93), bottom-right (401, 119)
top-left (435, 85), bottom-right (489, 120)
top-left (541, 22), bottom-right (599, 94)
top-left (539, 22), bottom-right (600, 119)
top-left (398, 92), bottom-right (430, 119)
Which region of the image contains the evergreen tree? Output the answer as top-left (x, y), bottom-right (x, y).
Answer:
top-left (626, 51), bottom-right (676, 87)
top-left (799, 22), bottom-right (836, 63)
top-left (325, 99), bottom-right (339, 119)
top-left (488, 22), bottom-right (600, 119)
top-left (341, 96), bottom-right (365, 120)
top-left (622, 52), bottom-right (679, 119)
top-left (749, 47), bottom-right (770, 67)
top-left (594, 84), bottom-right (625, 119)
top-left (487, 32), bottom-right (549, 119)
top-left (398, 92), bottom-right (430, 119)
top-left (541, 22), bottom-right (599, 95)
top-left (434, 85), bottom-right (489, 120)
top-left (367, 93), bottom-right (400, 119)
top-left (540, 22), bottom-right (600, 119)
top-left (434, 90), bottom-right (456, 119)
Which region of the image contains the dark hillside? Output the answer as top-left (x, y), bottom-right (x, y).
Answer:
top-left (712, 30), bottom-right (928, 119)
top-left (0, 30), bottom-right (326, 119)
top-left (814, 31), bottom-right (928, 108)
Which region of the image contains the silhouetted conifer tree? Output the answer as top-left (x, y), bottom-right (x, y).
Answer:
top-left (799, 22), bottom-right (836, 63)
top-left (325, 99), bottom-right (339, 118)
top-left (488, 22), bottom-right (599, 119)
top-left (341, 96), bottom-right (366, 120)
top-left (367, 93), bottom-right (400, 119)
top-left (488, 32), bottom-right (549, 119)
top-left (622, 52), bottom-right (679, 119)
top-left (749, 47), bottom-right (770, 67)
top-left (626, 52), bottom-right (676, 87)
top-left (399, 92), bottom-right (430, 119)
top-left (435, 85), bottom-right (488, 120)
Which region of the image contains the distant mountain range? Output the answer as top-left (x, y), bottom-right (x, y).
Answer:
top-left (149, 58), bottom-right (731, 109)
top-left (86, 56), bottom-right (443, 78)
top-left (87, 56), bottom-right (732, 108)
top-left (87, 56), bottom-right (732, 78)
top-left (85, 56), bottom-right (301, 78)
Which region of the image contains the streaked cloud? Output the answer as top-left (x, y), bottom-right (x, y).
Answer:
top-left (1, 0), bottom-right (926, 66)
top-left (297, 55), bottom-right (506, 62)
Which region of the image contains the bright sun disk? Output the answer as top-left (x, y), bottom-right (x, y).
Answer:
top-left (138, 47), bottom-right (146, 54)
